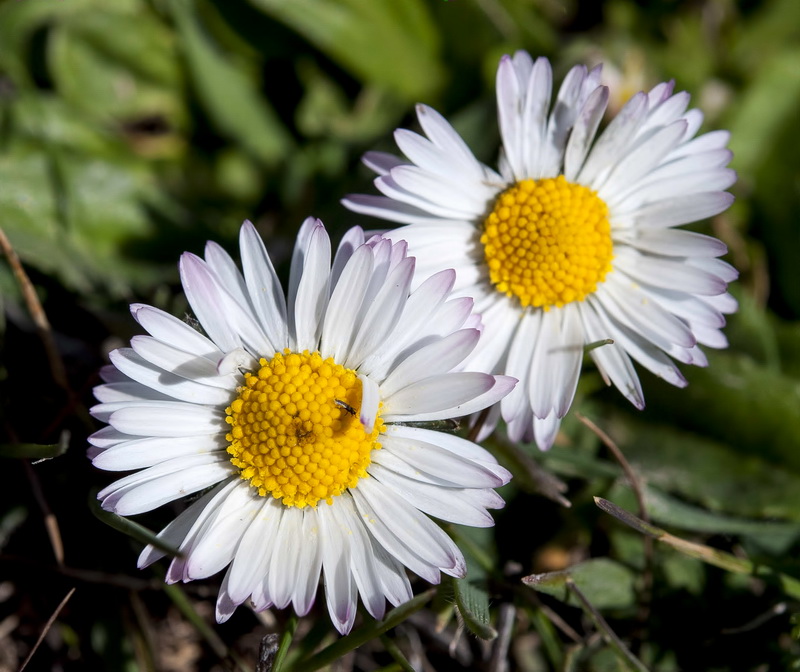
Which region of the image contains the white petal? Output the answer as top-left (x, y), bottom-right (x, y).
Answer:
top-left (380, 329), bottom-right (480, 398)
top-left (363, 150), bottom-right (407, 176)
top-left (342, 193), bottom-right (465, 227)
top-left (165, 479), bottom-right (240, 583)
top-left (204, 241), bottom-right (249, 309)
top-left (358, 373), bottom-right (380, 433)
top-left (331, 225), bottom-right (367, 287)
top-left (600, 120), bottom-right (688, 197)
top-left (581, 298), bottom-right (644, 408)
top-left (496, 54), bottom-right (525, 179)
top-left (345, 257), bottom-right (415, 369)
top-left (130, 335), bottom-right (237, 389)
top-left (99, 454), bottom-right (232, 515)
top-left (528, 306), bottom-right (584, 418)
top-left (519, 56), bottom-right (553, 178)
top-left (382, 372), bottom-right (497, 419)
top-left (614, 248), bottom-right (727, 296)
top-left (186, 484), bottom-right (262, 580)
top-left (293, 512), bottom-right (324, 616)
top-left (267, 507), bottom-right (305, 609)
top-left (600, 276), bottom-right (697, 350)
top-left (179, 253), bottom-right (241, 353)
top-left (331, 496), bottom-right (387, 620)
top-left (415, 104), bottom-right (493, 180)
top-left (564, 86), bottom-right (609, 181)
top-left (631, 191), bottom-right (734, 229)
top-left (579, 92), bottom-right (648, 187)
top-left (533, 413), bottom-right (562, 451)
top-left (131, 304), bottom-right (221, 359)
top-left (353, 477), bottom-right (465, 578)
top-left (369, 464), bottom-right (498, 528)
top-left (138, 482), bottom-right (228, 569)
top-left (377, 434), bottom-right (508, 488)
top-left (93, 381), bottom-right (173, 404)
top-left (320, 244), bottom-right (374, 362)
top-left (316, 502), bottom-right (357, 634)
top-left (216, 347), bottom-right (258, 376)
top-left (108, 402), bottom-right (225, 437)
top-left (240, 221), bottom-right (289, 349)
top-left (88, 426), bottom-right (130, 450)
top-left (182, 253), bottom-right (274, 356)
top-left (614, 229), bottom-right (728, 258)
top-left (92, 434), bottom-right (228, 471)
top-left (225, 498), bottom-right (282, 605)
top-left (109, 348), bottom-right (233, 405)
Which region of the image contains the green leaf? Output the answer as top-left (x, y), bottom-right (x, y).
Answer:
top-left (611, 420), bottom-right (800, 524)
top-left (452, 576), bottom-right (497, 640)
top-left (248, 0), bottom-right (444, 101)
top-left (0, 0), bottom-right (123, 86)
top-left (725, 44), bottom-right (800, 197)
top-left (0, 442), bottom-right (65, 460)
top-left (608, 482), bottom-right (800, 555)
top-left (595, 497), bottom-right (800, 600)
top-left (639, 352), bottom-right (800, 471)
top-left (294, 590), bottom-right (436, 672)
top-left (0, 143), bottom-right (166, 295)
top-left (48, 9), bottom-right (185, 127)
top-left (169, 0), bottom-right (292, 167)
top-left (88, 493), bottom-right (182, 559)
top-left (523, 558), bottom-right (637, 611)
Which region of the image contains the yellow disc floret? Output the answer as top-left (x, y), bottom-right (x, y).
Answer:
top-left (481, 176), bottom-right (613, 309)
top-left (225, 350), bottom-right (384, 508)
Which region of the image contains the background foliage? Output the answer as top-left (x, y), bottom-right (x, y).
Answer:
top-left (2, 0), bottom-right (800, 670)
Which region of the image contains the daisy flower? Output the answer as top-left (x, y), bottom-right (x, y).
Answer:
top-left (88, 219), bottom-right (514, 634)
top-left (343, 51), bottom-right (738, 450)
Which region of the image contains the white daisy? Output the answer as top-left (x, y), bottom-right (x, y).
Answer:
top-left (88, 219), bottom-right (515, 634)
top-left (343, 51), bottom-right (737, 450)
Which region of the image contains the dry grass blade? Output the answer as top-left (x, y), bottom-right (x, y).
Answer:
top-left (0, 226), bottom-right (68, 391)
top-left (23, 460), bottom-right (64, 566)
top-left (18, 587), bottom-right (76, 672)
top-left (577, 413), bottom-right (654, 638)
top-left (566, 579), bottom-right (649, 672)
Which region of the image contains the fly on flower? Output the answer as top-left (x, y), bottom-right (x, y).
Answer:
top-left (88, 219), bottom-right (515, 634)
top-left (343, 51), bottom-right (737, 450)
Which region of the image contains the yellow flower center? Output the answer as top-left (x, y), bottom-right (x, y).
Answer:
top-left (480, 176), bottom-right (613, 309)
top-left (225, 350), bottom-right (384, 508)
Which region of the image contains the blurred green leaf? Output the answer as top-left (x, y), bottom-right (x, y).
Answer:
top-left (0, 442), bottom-right (64, 459)
top-left (729, 0), bottom-right (800, 72)
top-left (615, 421), bottom-right (800, 524)
top-left (660, 548), bottom-right (705, 595)
top-left (640, 352), bottom-right (800, 470)
top-left (727, 48), bottom-right (800, 174)
top-left (295, 60), bottom-right (400, 143)
top-left (0, 506), bottom-right (27, 552)
top-left (48, 8), bottom-right (185, 127)
top-left (169, 0), bottom-right (292, 166)
top-left (595, 497), bottom-right (800, 600)
top-left (0, 144), bottom-right (165, 295)
top-left (0, 0), bottom-right (124, 85)
top-left (6, 94), bottom-right (122, 156)
top-left (248, 0), bottom-right (444, 101)
top-left (523, 558), bottom-right (637, 610)
top-left (608, 483), bottom-right (800, 555)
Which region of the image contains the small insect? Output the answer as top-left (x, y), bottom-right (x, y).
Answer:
top-left (334, 399), bottom-right (357, 416)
